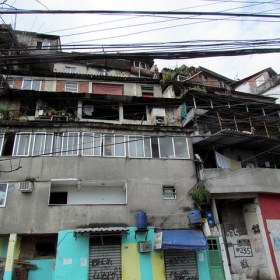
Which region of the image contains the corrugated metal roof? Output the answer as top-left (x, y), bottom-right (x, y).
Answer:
top-left (74, 227), bottom-right (128, 234)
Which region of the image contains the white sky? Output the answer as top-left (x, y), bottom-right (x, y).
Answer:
top-left (1, 0), bottom-right (280, 80)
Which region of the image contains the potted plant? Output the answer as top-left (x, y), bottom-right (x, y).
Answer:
top-left (192, 187), bottom-right (210, 204)
top-left (0, 104), bottom-right (12, 120)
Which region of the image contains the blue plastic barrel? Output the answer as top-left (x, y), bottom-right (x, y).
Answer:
top-left (136, 211), bottom-right (147, 229)
top-left (189, 210), bottom-right (201, 224)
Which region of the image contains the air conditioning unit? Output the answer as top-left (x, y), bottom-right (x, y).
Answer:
top-left (138, 242), bottom-right (152, 253)
top-left (19, 181), bottom-right (34, 193)
top-left (151, 116), bottom-right (167, 126)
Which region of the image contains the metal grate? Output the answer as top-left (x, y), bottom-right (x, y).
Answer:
top-left (164, 249), bottom-right (198, 280)
top-left (89, 244), bottom-right (121, 280)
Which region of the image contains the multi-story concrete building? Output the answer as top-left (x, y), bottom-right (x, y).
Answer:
top-left (0, 25), bottom-right (212, 280)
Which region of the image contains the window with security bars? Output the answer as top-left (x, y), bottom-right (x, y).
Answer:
top-left (163, 186), bottom-right (176, 199)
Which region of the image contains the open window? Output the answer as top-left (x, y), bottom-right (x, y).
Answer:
top-left (82, 101), bottom-right (119, 120)
top-left (123, 103), bottom-right (147, 121)
top-left (49, 179), bottom-right (127, 205)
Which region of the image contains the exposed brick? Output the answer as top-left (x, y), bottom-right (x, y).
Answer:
top-left (79, 81), bottom-right (89, 93)
top-left (13, 78), bottom-right (22, 90)
top-left (56, 80), bottom-right (66, 92)
top-left (41, 80), bottom-right (45, 91)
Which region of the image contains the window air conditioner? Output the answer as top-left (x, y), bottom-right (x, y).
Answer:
top-left (151, 116), bottom-right (166, 126)
top-left (138, 242), bottom-right (152, 253)
top-left (19, 181), bottom-right (34, 193)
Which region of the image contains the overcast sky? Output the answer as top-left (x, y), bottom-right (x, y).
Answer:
top-left (1, 0), bottom-right (280, 80)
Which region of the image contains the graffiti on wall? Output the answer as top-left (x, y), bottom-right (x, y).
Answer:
top-left (91, 257), bottom-right (121, 280)
top-left (169, 271), bottom-right (199, 280)
top-left (226, 229), bottom-right (239, 237)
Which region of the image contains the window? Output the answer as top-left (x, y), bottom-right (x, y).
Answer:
top-left (82, 132), bottom-right (101, 156)
top-left (163, 186), bottom-right (176, 199)
top-left (123, 104), bottom-right (147, 121)
top-left (158, 137), bottom-right (189, 159)
top-left (42, 42), bottom-right (51, 50)
top-left (0, 133), bottom-right (4, 155)
top-left (128, 136), bottom-right (151, 158)
top-left (65, 66), bottom-right (77, 74)
top-left (98, 69), bottom-right (107, 76)
top-left (32, 133), bottom-right (54, 156)
top-left (22, 79), bottom-right (41, 91)
top-left (141, 85), bottom-right (154, 97)
top-left (82, 101), bottom-right (119, 120)
top-left (134, 61), bottom-right (149, 70)
top-left (0, 183), bottom-right (8, 207)
top-left (13, 133), bottom-right (31, 156)
top-left (49, 180), bottom-right (126, 205)
top-left (65, 81), bottom-right (78, 93)
top-left (103, 134), bottom-right (125, 157)
top-left (61, 132), bottom-right (79, 156)
top-left (35, 243), bottom-right (56, 257)
top-left (37, 41), bottom-right (50, 50)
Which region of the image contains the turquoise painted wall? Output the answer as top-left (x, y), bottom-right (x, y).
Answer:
top-left (122, 227), bottom-right (165, 280)
top-left (53, 228), bottom-right (210, 280)
top-left (0, 237), bottom-right (8, 257)
top-left (26, 259), bottom-right (54, 280)
top-left (197, 250), bottom-right (211, 280)
top-left (54, 230), bottom-right (89, 280)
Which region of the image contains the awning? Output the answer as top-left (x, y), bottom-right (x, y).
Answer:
top-left (161, 229), bottom-right (208, 250)
top-left (74, 227), bottom-right (128, 237)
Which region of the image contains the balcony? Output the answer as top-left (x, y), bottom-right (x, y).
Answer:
top-left (200, 168), bottom-right (280, 195)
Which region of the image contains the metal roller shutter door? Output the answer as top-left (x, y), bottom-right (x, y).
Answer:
top-left (89, 244), bottom-right (121, 280)
top-left (164, 249), bottom-right (198, 280)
